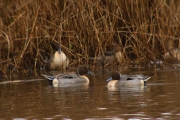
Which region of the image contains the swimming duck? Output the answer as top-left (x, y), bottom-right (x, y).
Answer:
top-left (40, 41), bottom-right (70, 70)
top-left (41, 65), bottom-right (94, 87)
top-left (107, 71), bottom-right (154, 88)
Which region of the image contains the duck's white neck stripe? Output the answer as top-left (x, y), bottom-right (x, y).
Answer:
top-left (107, 80), bottom-right (118, 88)
top-left (80, 75), bottom-right (89, 82)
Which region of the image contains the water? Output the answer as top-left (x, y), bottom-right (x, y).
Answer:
top-left (1, 68), bottom-right (180, 119)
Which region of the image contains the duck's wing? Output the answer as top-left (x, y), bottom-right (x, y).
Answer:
top-left (121, 74), bottom-right (135, 81)
top-left (59, 74), bottom-right (79, 79)
top-left (122, 73), bottom-right (155, 81)
top-left (57, 74), bottom-right (85, 84)
top-left (131, 73), bottom-right (155, 81)
top-left (41, 73), bottom-right (64, 81)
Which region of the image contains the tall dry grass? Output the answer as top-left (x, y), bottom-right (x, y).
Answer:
top-left (0, 0), bottom-right (180, 79)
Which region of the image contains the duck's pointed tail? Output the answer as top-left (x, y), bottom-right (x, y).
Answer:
top-left (143, 73), bottom-right (155, 81)
top-left (41, 74), bottom-right (54, 81)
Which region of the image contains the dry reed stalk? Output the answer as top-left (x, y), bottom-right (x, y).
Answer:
top-left (0, 0), bottom-right (180, 79)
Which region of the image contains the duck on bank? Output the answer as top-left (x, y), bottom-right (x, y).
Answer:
top-left (40, 41), bottom-right (70, 70)
top-left (164, 48), bottom-right (180, 61)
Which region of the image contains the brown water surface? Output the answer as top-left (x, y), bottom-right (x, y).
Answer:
top-left (1, 68), bottom-right (180, 119)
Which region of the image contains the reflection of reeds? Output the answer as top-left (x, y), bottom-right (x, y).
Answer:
top-left (0, 0), bottom-right (180, 78)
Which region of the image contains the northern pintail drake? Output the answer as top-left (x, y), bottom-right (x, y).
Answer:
top-left (41, 65), bottom-right (94, 87)
top-left (107, 71), bottom-right (154, 88)
top-left (40, 41), bottom-right (70, 70)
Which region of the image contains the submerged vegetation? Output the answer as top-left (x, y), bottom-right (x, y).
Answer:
top-left (0, 0), bottom-right (180, 79)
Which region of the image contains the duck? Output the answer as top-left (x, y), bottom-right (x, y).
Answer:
top-left (114, 45), bottom-right (124, 69)
top-left (164, 48), bottom-right (180, 61)
top-left (40, 41), bottom-right (70, 70)
top-left (106, 71), bottom-right (154, 88)
top-left (88, 49), bottom-right (116, 68)
top-left (41, 65), bottom-right (94, 87)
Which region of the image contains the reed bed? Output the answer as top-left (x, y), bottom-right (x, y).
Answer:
top-left (0, 0), bottom-right (180, 79)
